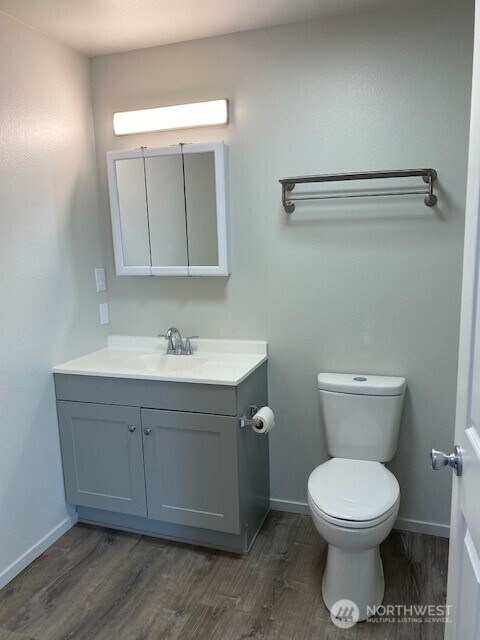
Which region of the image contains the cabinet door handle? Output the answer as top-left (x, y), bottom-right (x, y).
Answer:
top-left (143, 427), bottom-right (152, 436)
top-left (127, 425), bottom-right (136, 433)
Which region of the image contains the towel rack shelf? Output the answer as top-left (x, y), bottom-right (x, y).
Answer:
top-left (279, 168), bottom-right (437, 213)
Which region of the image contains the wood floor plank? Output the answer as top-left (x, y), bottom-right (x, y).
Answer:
top-left (4, 527), bottom-right (142, 638)
top-left (92, 540), bottom-right (221, 640)
top-left (198, 512), bottom-right (299, 616)
top-left (0, 525), bottom-right (111, 627)
top-left (0, 513), bottom-right (449, 640)
top-left (0, 630), bottom-right (34, 640)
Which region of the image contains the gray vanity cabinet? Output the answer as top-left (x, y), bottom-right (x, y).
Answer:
top-left (142, 410), bottom-right (240, 534)
top-left (54, 363), bottom-right (269, 554)
top-left (57, 401), bottom-right (147, 517)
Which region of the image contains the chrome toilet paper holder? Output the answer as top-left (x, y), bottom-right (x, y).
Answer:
top-left (239, 404), bottom-right (260, 429)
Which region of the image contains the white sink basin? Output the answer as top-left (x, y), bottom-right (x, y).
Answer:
top-left (53, 336), bottom-right (268, 386)
top-left (128, 354), bottom-right (208, 372)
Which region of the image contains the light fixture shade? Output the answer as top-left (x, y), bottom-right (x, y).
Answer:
top-left (113, 99), bottom-right (229, 135)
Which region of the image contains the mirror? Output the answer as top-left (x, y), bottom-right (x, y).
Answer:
top-left (184, 151), bottom-right (219, 267)
top-left (114, 157), bottom-right (150, 268)
top-left (144, 153), bottom-right (187, 268)
top-left (107, 142), bottom-right (228, 276)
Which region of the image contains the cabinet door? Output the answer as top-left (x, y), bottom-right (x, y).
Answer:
top-left (183, 142), bottom-right (228, 276)
top-left (107, 149), bottom-right (151, 276)
top-left (142, 409), bottom-right (240, 533)
top-left (57, 401), bottom-right (147, 516)
top-left (144, 146), bottom-right (189, 276)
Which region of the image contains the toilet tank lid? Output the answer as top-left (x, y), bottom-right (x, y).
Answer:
top-left (317, 373), bottom-right (406, 396)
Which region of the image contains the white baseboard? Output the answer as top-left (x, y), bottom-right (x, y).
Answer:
top-left (0, 512), bottom-right (78, 590)
top-left (394, 517), bottom-right (450, 539)
top-left (270, 498), bottom-right (450, 538)
top-left (270, 498), bottom-right (310, 515)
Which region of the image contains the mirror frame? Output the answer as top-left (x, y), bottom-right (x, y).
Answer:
top-left (106, 141), bottom-right (228, 276)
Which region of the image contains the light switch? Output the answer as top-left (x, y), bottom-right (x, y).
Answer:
top-left (99, 302), bottom-right (109, 325)
top-left (95, 268), bottom-right (106, 292)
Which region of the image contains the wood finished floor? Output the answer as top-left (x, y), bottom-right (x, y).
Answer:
top-left (0, 512), bottom-right (448, 640)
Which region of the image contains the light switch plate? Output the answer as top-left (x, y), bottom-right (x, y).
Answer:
top-left (99, 302), bottom-right (109, 325)
top-left (95, 268), bottom-right (106, 292)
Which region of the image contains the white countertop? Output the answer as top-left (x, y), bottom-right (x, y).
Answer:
top-left (53, 336), bottom-right (268, 386)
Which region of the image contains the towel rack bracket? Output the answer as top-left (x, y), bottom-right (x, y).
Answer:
top-left (422, 170), bottom-right (437, 183)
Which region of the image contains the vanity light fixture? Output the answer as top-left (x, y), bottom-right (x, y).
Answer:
top-left (113, 99), bottom-right (229, 135)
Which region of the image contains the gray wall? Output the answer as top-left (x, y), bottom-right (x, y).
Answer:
top-left (90, 0), bottom-right (474, 531)
top-left (0, 13), bottom-right (106, 585)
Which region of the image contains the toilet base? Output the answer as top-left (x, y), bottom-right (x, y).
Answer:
top-left (322, 544), bottom-right (385, 622)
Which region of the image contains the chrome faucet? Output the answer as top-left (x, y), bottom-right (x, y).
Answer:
top-left (160, 327), bottom-right (184, 354)
top-left (159, 327), bottom-right (198, 355)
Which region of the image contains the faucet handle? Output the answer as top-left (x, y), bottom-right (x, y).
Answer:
top-left (183, 336), bottom-right (199, 355)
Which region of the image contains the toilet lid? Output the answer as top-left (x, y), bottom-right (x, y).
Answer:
top-left (308, 458), bottom-right (399, 522)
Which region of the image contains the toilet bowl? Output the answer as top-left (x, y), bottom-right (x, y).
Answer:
top-left (310, 373), bottom-right (406, 622)
top-left (308, 458), bottom-right (400, 621)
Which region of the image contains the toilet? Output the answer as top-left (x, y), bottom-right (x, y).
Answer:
top-left (308, 372), bottom-right (406, 622)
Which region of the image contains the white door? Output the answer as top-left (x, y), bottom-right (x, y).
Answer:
top-left (443, 5), bottom-right (480, 638)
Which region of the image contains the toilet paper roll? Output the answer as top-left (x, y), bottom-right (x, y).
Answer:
top-left (251, 406), bottom-right (275, 434)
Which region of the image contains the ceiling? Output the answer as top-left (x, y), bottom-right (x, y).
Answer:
top-left (0, 0), bottom-right (393, 57)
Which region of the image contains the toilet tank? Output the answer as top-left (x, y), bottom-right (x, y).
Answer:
top-left (318, 373), bottom-right (407, 462)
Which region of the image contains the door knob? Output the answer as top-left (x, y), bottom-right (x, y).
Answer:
top-left (430, 445), bottom-right (463, 476)
top-left (143, 427), bottom-right (152, 436)
top-left (127, 425), bottom-right (136, 433)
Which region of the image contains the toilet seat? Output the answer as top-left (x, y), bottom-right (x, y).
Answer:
top-left (309, 494), bottom-right (399, 529)
top-left (308, 458), bottom-right (400, 527)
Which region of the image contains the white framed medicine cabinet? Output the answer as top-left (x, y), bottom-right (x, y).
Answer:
top-left (106, 141), bottom-right (228, 276)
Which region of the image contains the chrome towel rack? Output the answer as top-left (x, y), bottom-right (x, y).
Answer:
top-left (279, 168), bottom-right (437, 213)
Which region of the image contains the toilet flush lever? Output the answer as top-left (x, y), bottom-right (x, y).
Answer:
top-left (430, 445), bottom-right (463, 476)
